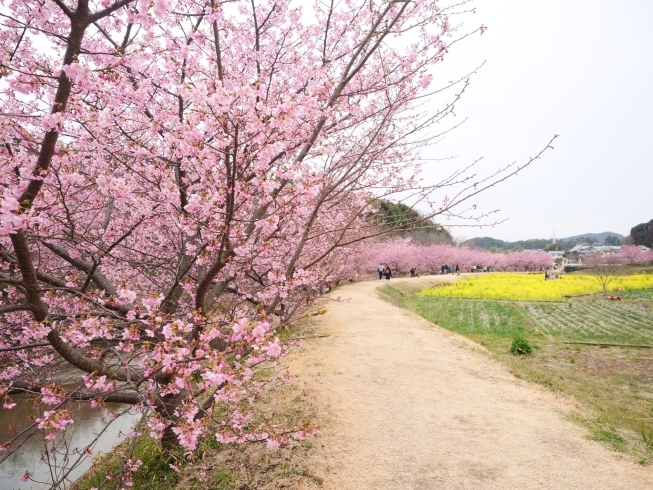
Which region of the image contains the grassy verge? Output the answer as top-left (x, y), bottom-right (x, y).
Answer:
top-left (619, 288), bottom-right (653, 301)
top-left (379, 282), bottom-right (653, 464)
top-left (73, 317), bottom-right (324, 490)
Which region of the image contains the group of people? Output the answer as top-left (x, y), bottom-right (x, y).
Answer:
top-left (470, 265), bottom-right (491, 273)
top-left (526, 264), bottom-right (558, 274)
top-left (441, 264), bottom-right (461, 275)
top-left (376, 262), bottom-right (563, 280)
top-left (377, 264), bottom-right (392, 280)
top-left (544, 265), bottom-right (562, 281)
top-left (524, 264), bottom-right (562, 280)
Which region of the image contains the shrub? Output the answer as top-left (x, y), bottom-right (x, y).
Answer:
top-left (510, 336), bottom-right (533, 355)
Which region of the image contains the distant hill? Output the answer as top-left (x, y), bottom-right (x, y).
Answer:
top-left (464, 237), bottom-right (508, 249)
top-left (463, 237), bottom-right (550, 251)
top-left (560, 232), bottom-right (624, 242)
top-left (464, 231), bottom-right (625, 251)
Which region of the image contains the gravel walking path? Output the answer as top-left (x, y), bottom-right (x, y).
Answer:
top-left (287, 276), bottom-right (653, 489)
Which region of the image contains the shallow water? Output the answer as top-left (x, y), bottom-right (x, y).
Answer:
top-left (0, 395), bottom-right (139, 490)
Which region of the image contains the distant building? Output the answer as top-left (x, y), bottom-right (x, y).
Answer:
top-left (568, 245), bottom-right (620, 256)
top-left (568, 244), bottom-right (591, 255)
top-left (591, 245), bottom-right (621, 254)
top-left (547, 250), bottom-right (564, 260)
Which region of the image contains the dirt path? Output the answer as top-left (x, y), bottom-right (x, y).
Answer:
top-left (287, 275), bottom-right (653, 489)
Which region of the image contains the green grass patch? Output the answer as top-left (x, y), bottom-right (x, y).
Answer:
top-left (569, 414), bottom-right (628, 453)
top-left (642, 429), bottom-right (653, 451)
top-left (377, 284), bottom-right (406, 306)
top-left (403, 296), bottom-right (530, 338)
top-left (72, 433), bottom-right (232, 490)
top-left (510, 336), bottom-right (533, 355)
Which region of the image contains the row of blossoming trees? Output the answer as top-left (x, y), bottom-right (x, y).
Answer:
top-left (357, 239), bottom-right (554, 276)
top-left (0, 0), bottom-right (556, 486)
top-left (357, 241), bottom-right (653, 279)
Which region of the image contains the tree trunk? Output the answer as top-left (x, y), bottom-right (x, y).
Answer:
top-left (161, 425), bottom-right (180, 454)
top-left (157, 391), bottom-right (186, 453)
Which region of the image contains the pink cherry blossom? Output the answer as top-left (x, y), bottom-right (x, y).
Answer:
top-left (266, 340), bottom-right (283, 358)
top-left (2, 399), bottom-right (16, 410)
top-left (36, 409), bottom-right (75, 440)
top-left (266, 439), bottom-right (281, 450)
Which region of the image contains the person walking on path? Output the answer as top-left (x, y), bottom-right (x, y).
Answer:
top-left (378, 263), bottom-right (385, 280)
top-left (384, 266), bottom-right (392, 280)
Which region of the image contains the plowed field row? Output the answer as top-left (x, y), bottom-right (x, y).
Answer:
top-left (519, 301), bottom-right (653, 344)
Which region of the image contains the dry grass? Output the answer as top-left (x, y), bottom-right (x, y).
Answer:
top-left (175, 379), bottom-right (325, 489)
top-left (503, 342), bottom-right (653, 464)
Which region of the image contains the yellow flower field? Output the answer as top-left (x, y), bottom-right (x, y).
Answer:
top-left (419, 272), bottom-right (653, 302)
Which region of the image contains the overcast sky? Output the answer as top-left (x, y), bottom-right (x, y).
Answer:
top-left (421, 0), bottom-right (653, 242)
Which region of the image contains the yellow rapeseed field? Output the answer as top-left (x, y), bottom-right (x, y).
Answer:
top-left (419, 272), bottom-right (653, 302)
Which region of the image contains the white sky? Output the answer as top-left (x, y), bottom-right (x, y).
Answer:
top-left (421, 0), bottom-right (653, 242)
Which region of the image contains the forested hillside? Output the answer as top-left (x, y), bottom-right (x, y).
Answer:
top-left (372, 200), bottom-right (453, 244)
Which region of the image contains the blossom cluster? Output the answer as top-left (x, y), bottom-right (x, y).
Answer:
top-left (36, 409), bottom-right (75, 441)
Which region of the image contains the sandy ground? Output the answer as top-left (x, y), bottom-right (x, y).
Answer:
top-left (286, 275), bottom-right (653, 489)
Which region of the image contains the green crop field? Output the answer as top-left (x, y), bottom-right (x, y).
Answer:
top-left (620, 289), bottom-right (653, 301)
top-left (400, 293), bottom-right (653, 346)
top-left (518, 301), bottom-right (653, 344)
top-left (404, 296), bottom-right (527, 338)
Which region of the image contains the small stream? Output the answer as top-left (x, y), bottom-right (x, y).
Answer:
top-left (0, 395), bottom-right (139, 490)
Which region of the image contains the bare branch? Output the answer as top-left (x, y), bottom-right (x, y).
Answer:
top-left (0, 303), bottom-right (35, 315)
top-left (41, 241), bottom-right (118, 295)
top-left (89, 0), bottom-right (137, 23)
top-left (51, 0), bottom-right (73, 18)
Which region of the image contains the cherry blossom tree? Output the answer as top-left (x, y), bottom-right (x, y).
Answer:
top-left (616, 245), bottom-right (648, 264)
top-left (362, 237), bottom-right (417, 275)
top-left (0, 0), bottom-right (554, 486)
